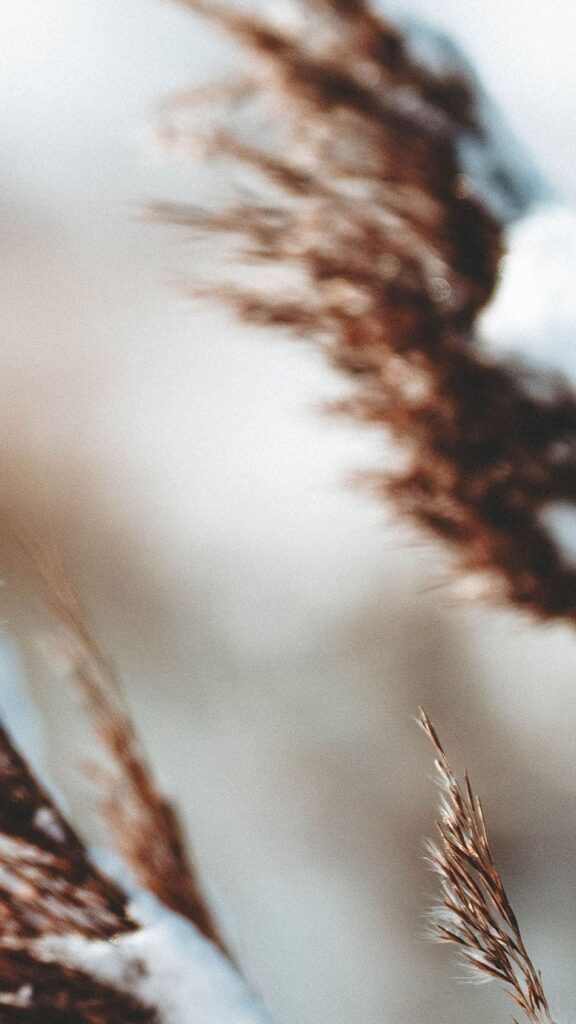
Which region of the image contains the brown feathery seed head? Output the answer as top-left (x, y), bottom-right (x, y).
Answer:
top-left (161, 0), bottom-right (576, 623)
top-left (21, 539), bottom-right (231, 960)
top-left (0, 719), bottom-right (157, 1022)
top-left (419, 709), bottom-right (553, 1024)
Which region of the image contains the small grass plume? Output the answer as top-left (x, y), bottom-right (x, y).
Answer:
top-left (19, 537), bottom-right (230, 959)
top-left (419, 708), bottom-right (552, 1024)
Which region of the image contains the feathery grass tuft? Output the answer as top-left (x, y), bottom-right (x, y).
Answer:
top-left (161, 0), bottom-right (576, 624)
top-left (0, 719), bottom-right (156, 1021)
top-left (21, 539), bottom-right (230, 958)
top-left (419, 708), bottom-right (552, 1024)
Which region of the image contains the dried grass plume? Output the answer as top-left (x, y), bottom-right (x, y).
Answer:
top-left (161, 0), bottom-right (576, 624)
top-left (0, 718), bottom-right (156, 1021)
top-left (24, 540), bottom-right (230, 959)
top-left (420, 708), bottom-right (553, 1024)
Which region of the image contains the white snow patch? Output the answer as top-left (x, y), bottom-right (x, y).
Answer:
top-left (33, 806), bottom-right (68, 844)
top-left (0, 985), bottom-right (33, 1007)
top-left (34, 884), bottom-right (271, 1024)
top-left (480, 203), bottom-right (576, 387)
top-left (540, 502), bottom-right (576, 568)
top-left (400, 17), bottom-right (547, 222)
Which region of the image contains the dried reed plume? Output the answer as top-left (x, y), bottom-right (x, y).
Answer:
top-left (419, 709), bottom-right (552, 1024)
top-left (160, 0), bottom-right (576, 623)
top-left (22, 539), bottom-right (230, 959)
top-left (0, 718), bottom-right (156, 1021)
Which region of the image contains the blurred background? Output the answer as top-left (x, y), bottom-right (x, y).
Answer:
top-left (1, 1), bottom-right (576, 1022)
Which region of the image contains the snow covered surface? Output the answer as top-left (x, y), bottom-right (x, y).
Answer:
top-left (401, 18), bottom-right (576, 583)
top-left (36, 883), bottom-right (271, 1024)
top-left (401, 17), bottom-right (548, 223)
top-left (540, 502), bottom-right (576, 570)
top-left (480, 203), bottom-right (576, 387)
top-left (400, 18), bottom-right (576, 394)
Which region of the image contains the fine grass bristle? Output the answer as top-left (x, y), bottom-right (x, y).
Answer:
top-left (20, 537), bottom-right (230, 960)
top-left (419, 708), bottom-right (552, 1024)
